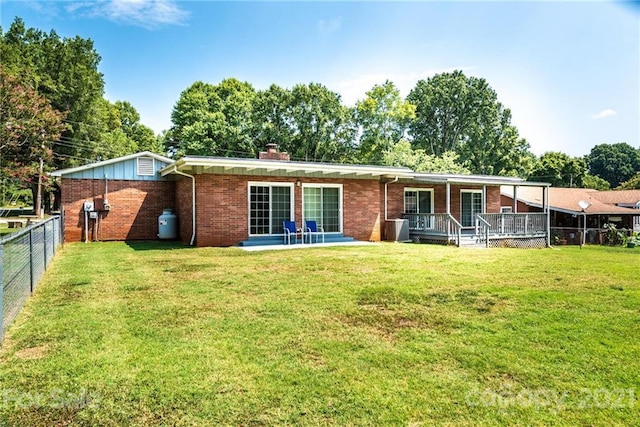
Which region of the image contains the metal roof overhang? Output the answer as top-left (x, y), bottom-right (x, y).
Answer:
top-left (412, 173), bottom-right (550, 187)
top-left (160, 157), bottom-right (413, 180)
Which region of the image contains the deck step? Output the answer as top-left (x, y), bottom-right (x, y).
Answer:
top-left (239, 234), bottom-right (355, 247)
top-left (458, 235), bottom-right (486, 248)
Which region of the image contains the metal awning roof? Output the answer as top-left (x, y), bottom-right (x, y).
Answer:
top-left (160, 156), bottom-right (414, 179)
top-left (160, 156), bottom-right (552, 186)
top-left (412, 172), bottom-right (549, 187)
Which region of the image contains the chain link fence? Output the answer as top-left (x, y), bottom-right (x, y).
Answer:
top-left (0, 215), bottom-right (63, 342)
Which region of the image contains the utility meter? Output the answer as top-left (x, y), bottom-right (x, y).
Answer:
top-left (83, 201), bottom-right (94, 212)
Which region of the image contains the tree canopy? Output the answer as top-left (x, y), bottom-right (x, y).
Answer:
top-left (528, 152), bottom-right (587, 187)
top-left (0, 66), bottom-right (65, 193)
top-left (407, 70), bottom-right (533, 176)
top-left (586, 143), bottom-right (640, 188)
top-left (354, 80), bottom-right (416, 164)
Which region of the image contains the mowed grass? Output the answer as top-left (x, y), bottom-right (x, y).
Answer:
top-left (0, 242), bottom-right (638, 426)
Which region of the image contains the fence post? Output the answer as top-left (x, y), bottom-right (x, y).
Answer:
top-left (43, 220), bottom-right (48, 268)
top-left (29, 228), bottom-right (35, 293)
top-left (0, 242), bottom-right (4, 342)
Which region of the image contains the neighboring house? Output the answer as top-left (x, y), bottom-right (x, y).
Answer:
top-left (52, 146), bottom-right (551, 248)
top-left (501, 186), bottom-right (640, 244)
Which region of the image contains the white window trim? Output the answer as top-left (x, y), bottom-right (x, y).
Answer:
top-left (403, 188), bottom-right (434, 214)
top-left (137, 157), bottom-right (155, 176)
top-left (247, 181), bottom-right (295, 236)
top-left (302, 183), bottom-right (343, 234)
top-left (500, 206), bottom-right (513, 213)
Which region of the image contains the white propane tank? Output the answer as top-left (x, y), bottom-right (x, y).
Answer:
top-left (158, 208), bottom-right (178, 239)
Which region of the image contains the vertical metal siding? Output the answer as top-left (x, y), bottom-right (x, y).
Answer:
top-left (66, 158), bottom-right (171, 180)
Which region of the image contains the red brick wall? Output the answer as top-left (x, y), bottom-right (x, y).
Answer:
top-left (386, 182), bottom-right (503, 222)
top-left (61, 178), bottom-right (175, 242)
top-left (175, 177), bottom-right (193, 245)
top-left (500, 195), bottom-right (536, 212)
top-left (186, 174), bottom-right (381, 247)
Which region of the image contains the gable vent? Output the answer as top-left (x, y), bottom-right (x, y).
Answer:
top-left (137, 157), bottom-right (155, 176)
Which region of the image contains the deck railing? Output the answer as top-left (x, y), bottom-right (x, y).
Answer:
top-left (477, 213), bottom-right (547, 236)
top-left (402, 213), bottom-right (463, 246)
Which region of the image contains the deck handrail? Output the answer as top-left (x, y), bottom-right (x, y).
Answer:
top-left (402, 213), bottom-right (463, 246)
top-left (477, 212), bottom-right (547, 236)
top-left (475, 215), bottom-right (491, 248)
top-left (447, 213), bottom-right (462, 247)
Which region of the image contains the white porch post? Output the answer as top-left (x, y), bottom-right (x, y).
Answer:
top-left (482, 185), bottom-right (487, 213)
top-left (544, 186), bottom-right (551, 247)
top-left (446, 182), bottom-right (451, 215)
top-left (513, 185), bottom-right (518, 213)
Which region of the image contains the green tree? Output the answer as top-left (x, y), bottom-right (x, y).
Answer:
top-left (286, 83), bottom-right (355, 162)
top-left (0, 66), bottom-right (65, 209)
top-left (586, 143), bottom-right (640, 188)
top-left (250, 84), bottom-right (294, 150)
top-left (169, 79), bottom-right (256, 157)
top-left (528, 152), bottom-right (587, 187)
top-left (1, 17), bottom-right (105, 168)
top-left (617, 172), bottom-right (640, 190)
top-left (114, 101), bottom-right (162, 153)
top-left (582, 174), bottom-right (610, 190)
top-left (383, 140), bottom-right (469, 173)
top-left (407, 70), bottom-right (531, 176)
top-left (354, 80), bottom-right (415, 164)
top-left (169, 81), bottom-right (225, 156)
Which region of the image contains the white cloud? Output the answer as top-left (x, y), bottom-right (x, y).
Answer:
top-left (67, 0), bottom-right (189, 29)
top-left (591, 108), bottom-right (617, 119)
top-left (330, 66), bottom-right (476, 106)
top-left (317, 17), bottom-right (342, 35)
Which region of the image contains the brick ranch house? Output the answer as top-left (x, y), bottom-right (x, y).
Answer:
top-left (51, 148), bottom-right (551, 248)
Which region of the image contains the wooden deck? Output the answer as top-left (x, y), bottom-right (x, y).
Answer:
top-left (403, 213), bottom-right (549, 248)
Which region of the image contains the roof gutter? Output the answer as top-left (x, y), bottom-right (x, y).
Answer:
top-left (172, 167), bottom-right (196, 246)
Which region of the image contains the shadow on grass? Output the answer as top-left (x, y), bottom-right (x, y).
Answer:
top-left (125, 240), bottom-right (192, 251)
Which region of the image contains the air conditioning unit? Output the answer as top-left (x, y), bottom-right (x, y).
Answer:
top-left (385, 219), bottom-right (410, 242)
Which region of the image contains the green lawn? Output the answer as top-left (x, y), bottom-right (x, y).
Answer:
top-left (1, 242), bottom-right (638, 426)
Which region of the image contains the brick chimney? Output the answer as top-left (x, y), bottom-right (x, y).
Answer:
top-left (258, 143), bottom-right (290, 161)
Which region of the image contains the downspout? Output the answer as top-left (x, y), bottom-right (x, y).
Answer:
top-left (172, 167), bottom-right (196, 246)
top-left (384, 176), bottom-right (399, 221)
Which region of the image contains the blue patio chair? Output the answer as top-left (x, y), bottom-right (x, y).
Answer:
top-left (283, 220), bottom-right (303, 245)
top-left (305, 220), bottom-right (325, 244)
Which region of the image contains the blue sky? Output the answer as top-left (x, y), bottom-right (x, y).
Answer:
top-left (2, 1), bottom-right (638, 157)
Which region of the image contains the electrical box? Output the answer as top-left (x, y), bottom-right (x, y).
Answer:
top-left (89, 211), bottom-right (98, 219)
top-left (103, 201), bottom-right (111, 211)
top-left (83, 201), bottom-right (94, 212)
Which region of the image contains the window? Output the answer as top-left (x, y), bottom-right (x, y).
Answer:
top-left (404, 189), bottom-right (433, 214)
top-left (404, 189), bottom-right (433, 229)
top-left (461, 190), bottom-right (483, 227)
top-left (303, 185), bottom-right (342, 233)
top-left (137, 157), bottom-right (155, 176)
top-left (500, 206), bottom-right (513, 213)
top-left (248, 183), bottom-right (293, 235)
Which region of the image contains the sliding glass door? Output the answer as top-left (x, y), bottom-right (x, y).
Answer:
top-left (461, 190), bottom-right (483, 227)
top-left (303, 185), bottom-right (342, 233)
top-left (249, 183), bottom-right (293, 235)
